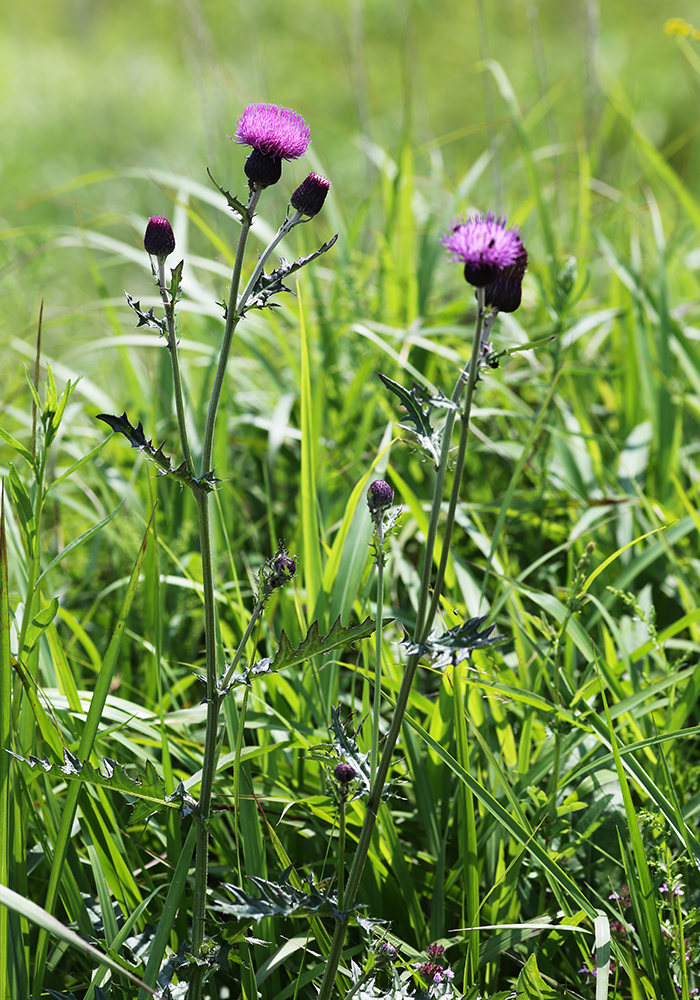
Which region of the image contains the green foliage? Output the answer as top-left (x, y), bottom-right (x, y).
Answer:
top-left (4, 4), bottom-right (700, 999)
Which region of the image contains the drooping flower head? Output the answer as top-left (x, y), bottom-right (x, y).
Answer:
top-left (291, 172), bottom-right (331, 218)
top-left (144, 216), bottom-right (175, 259)
top-left (441, 212), bottom-right (524, 288)
top-left (233, 103), bottom-right (310, 188)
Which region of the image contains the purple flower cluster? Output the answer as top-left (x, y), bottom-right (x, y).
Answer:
top-left (441, 212), bottom-right (527, 310)
top-left (413, 943), bottom-right (454, 988)
top-left (234, 103), bottom-right (310, 160)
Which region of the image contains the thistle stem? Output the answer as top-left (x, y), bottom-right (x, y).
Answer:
top-left (317, 293), bottom-right (488, 1000)
top-left (425, 287), bottom-right (486, 626)
top-left (158, 259), bottom-right (195, 476)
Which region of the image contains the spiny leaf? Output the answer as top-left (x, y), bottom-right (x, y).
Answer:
top-left (271, 614), bottom-right (390, 672)
top-left (7, 747), bottom-right (183, 825)
top-left (243, 234), bottom-right (339, 312)
top-left (124, 291), bottom-right (168, 335)
top-left (207, 167), bottom-right (248, 221)
top-left (377, 373), bottom-right (447, 466)
top-left (214, 867), bottom-right (379, 929)
top-left (225, 615), bottom-right (390, 688)
top-left (96, 412), bottom-right (219, 494)
top-left (404, 615), bottom-right (503, 668)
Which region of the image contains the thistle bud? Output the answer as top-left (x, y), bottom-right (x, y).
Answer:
top-left (144, 216), bottom-right (176, 259)
top-left (333, 762), bottom-right (356, 785)
top-left (290, 173), bottom-right (331, 218)
top-left (367, 480), bottom-right (394, 516)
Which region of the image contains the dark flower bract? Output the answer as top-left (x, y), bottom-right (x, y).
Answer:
top-left (483, 243), bottom-right (528, 312)
top-left (441, 212), bottom-right (524, 288)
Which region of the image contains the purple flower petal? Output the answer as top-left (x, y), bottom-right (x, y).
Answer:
top-left (234, 103), bottom-right (310, 160)
top-left (441, 212), bottom-right (524, 288)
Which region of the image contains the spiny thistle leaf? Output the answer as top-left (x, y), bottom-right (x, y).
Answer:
top-left (214, 867), bottom-right (381, 930)
top-left (225, 615), bottom-right (390, 689)
top-left (96, 412), bottom-right (219, 494)
top-left (271, 614), bottom-right (389, 672)
top-left (404, 615), bottom-right (503, 668)
top-left (7, 747), bottom-right (183, 824)
top-left (377, 373), bottom-right (450, 467)
top-left (207, 167), bottom-right (249, 221)
top-left (242, 234), bottom-right (339, 312)
top-left (124, 292), bottom-right (168, 335)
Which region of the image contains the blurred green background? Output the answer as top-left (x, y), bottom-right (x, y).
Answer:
top-left (2, 0), bottom-right (699, 364)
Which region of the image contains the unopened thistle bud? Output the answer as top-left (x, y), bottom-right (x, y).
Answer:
top-left (290, 173), bottom-right (331, 218)
top-left (144, 216), bottom-right (176, 259)
top-left (367, 480), bottom-right (394, 516)
top-left (333, 762), bottom-right (356, 785)
top-left (268, 551), bottom-right (297, 590)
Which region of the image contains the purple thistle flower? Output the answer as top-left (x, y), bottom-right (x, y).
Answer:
top-left (233, 103), bottom-right (310, 188)
top-left (333, 762), bottom-right (356, 785)
top-left (441, 212), bottom-right (524, 288)
top-left (367, 480), bottom-right (394, 516)
top-left (144, 216), bottom-right (175, 259)
top-left (291, 172), bottom-right (331, 218)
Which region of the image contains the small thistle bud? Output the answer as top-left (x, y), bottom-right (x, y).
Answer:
top-left (290, 173), bottom-right (331, 218)
top-left (144, 216), bottom-right (176, 259)
top-left (377, 942), bottom-right (398, 965)
top-left (367, 480), bottom-right (394, 516)
top-left (268, 551), bottom-right (297, 590)
top-left (333, 762), bottom-right (356, 785)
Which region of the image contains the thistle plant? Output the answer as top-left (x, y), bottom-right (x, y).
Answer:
top-left (317, 213), bottom-right (527, 1000)
top-left (95, 102), bottom-right (336, 999)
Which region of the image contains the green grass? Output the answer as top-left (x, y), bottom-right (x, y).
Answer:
top-left (3, 2), bottom-right (700, 998)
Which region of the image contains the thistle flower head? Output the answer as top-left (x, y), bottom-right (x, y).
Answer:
top-left (291, 172), bottom-right (331, 218)
top-left (144, 216), bottom-right (175, 259)
top-left (367, 480), bottom-right (394, 516)
top-left (441, 212), bottom-right (524, 288)
top-left (232, 103), bottom-right (310, 188)
top-left (234, 103), bottom-right (310, 159)
top-left (333, 762), bottom-right (356, 785)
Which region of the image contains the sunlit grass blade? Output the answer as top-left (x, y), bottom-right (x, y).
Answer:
top-left (31, 510), bottom-right (155, 998)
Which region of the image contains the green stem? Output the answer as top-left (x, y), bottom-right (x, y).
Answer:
top-left (317, 292), bottom-right (489, 1000)
top-left (158, 259), bottom-right (195, 475)
top-left (200, 186), bottom-right (262, 477)
top-left (337, 796), bottom-right (347, 911)
top-left (371, 544), bottom-right (385, 787)
top-left (425, 288), bottom-right (487, 626)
